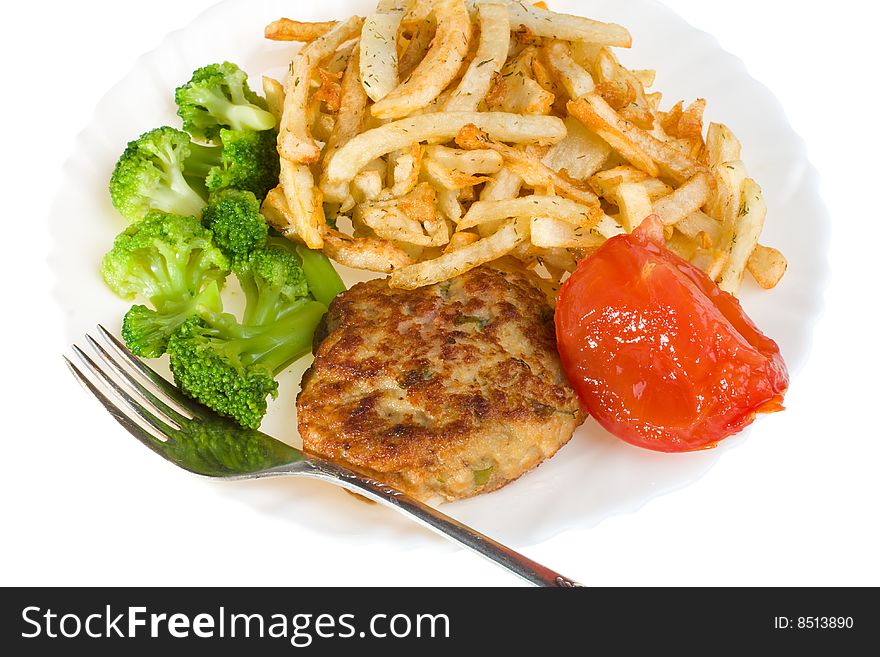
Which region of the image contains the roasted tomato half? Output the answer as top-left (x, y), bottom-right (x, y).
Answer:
top-left (555, 215), bottom-right (788, 452)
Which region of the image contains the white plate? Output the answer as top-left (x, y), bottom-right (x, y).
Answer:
top-left (50, 0), bottom-right (828, 547)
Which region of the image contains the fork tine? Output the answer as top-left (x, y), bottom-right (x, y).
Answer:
top-left (63, 356), bottom-right (172, 460)
top-left (71, 344), bottom-right (181, 434)
top-left (85, 334), bottom-right (192, 426)
top-left (96, 324), bottom-right (206, 419)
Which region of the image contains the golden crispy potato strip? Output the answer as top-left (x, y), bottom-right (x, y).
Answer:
top-left (652, 170), bottom-right (711, 225)
top-left (323, 112), bottom-right (565, 195)
top-left (444, 231), bottom-right (481, 252)
top-left (423, 159), bottom-right (491, 189)
top-left (455, 124), bottom-right (601, 211)
top-left (279, 159), bottom-right (325, 249)
top-left (468, 0), bottom-right (631, 46)
top-left (459, 196), bottom-right (596, 230)
top-left (546, 40), bottom-right (595, 100)
top-left (260, 186), bottom-right (295, 234)
top-left (614, 182), bottom-right (653, 232)
top-left (705, 122), bottom-right (741, 167)
top-left (530, 216), bottom-right (606, 249)
top-left (542, 116), bottom-right (611, 181)
top-left (593, 213), bottom-right (626, 238)
top-left (261, 76), bottom-right (286, 122)
top-left (567, 96), bottom-right (659, 177)
top-left (747, 244), bottom-right (787, 289)
top-left (717, 178), bottom-right (767, 294)
top-left (264, 18), bottom-right (338, 42)
top-left (318, 45), bottom-right (368, 203)
top-left (321, 226), bottom-right (416, 273)
top-left (360, 12), bottom-right (403, 102)
top-left (278, 16), bottom-right (365, 164)
top-left (676, 210), bottom-right (723, 247)
top-left (444, 3), bottom-right (510, 112)
top-left (371, 0), bottom-right (472, 119)
top-left (594, 48), bottom-right (653, 129)
top-left (390, 220), bottom-right (525, 288)
top-left (425, 145), bottom-right (504, 174)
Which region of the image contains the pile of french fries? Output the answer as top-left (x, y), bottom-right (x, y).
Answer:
top-left (259, 0), bottom-right (786, 298)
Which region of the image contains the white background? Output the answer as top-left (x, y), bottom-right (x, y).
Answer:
top-left (1, 0), bottom-right (878, 586)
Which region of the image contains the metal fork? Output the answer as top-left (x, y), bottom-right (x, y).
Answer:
top-left (64, 325), bottom-right (581, 587)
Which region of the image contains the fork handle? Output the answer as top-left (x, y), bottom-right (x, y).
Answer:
top-left (267, 459), bottom-right (581, 587)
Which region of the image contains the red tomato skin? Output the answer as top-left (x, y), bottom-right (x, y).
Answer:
top-left (554, 217), bottom-right (788, 452)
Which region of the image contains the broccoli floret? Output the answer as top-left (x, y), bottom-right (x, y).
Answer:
top-left (168, 301), bottom-right (326, 429)
top-left (201, 189), bottom-right (268, 267)
top-left (166, 236), bottom-right (325, 428)
top-left (109, 127), bottom-right (211, 221)
top-left (175, 62), bottom-right (276, 143)
top-left (238, 238), bottom-right (310, 326)
top-left (206, 128), bottom-right (280, 200)
top-left (102, 211), bottom-right (229, 355)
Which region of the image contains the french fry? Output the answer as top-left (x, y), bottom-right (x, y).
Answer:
top-left (425, 145), bottom-right (504, 175)
top-left (455, 124), bottom-right (602, 211)
top-left (530, 216), bottom-right (605, 249)
top-left (278, 16), bottom-right (365, 164)
top-left (423, 159), bottom-right (491, 189)
top-left (318, 46), bottom-right (368, 203)
top-left (567, 96), bottom-right (659, 177)
top-left (264, 18), bottom-right (338, 42)
top-left (546, 40), bottom-right (595, 100)
top-left (444, 2), bottom-right (510, 112)
top-left (321, 226), bottom-right (416, 273)
top-left (717, 178), bottom-right (767, 294)
top-left (279, 159), bottom-right (325, 249)
top-left (614, 182), bottom-right (653, 232)
top-left (397, 15), bottom-right (437, 80)
top-left (652, 170), bottom-right (711, 225)
top-left (676, 210), bottom-right (722, 247)
top-left (480, 166), bottom-right (523, 201)
top-left (594, 48), bottom-right (653, 129)
top-left (469, 0), bottom-right (632, 47)
top-left (542, 116), bottom-right (611, 180)
top-left (360, 11), bottom-right (403, 102)
top-left (371, 0), bottom-right (472, 119)
top-left (389, 220), bottom-right (525, 288)
top-left (747, 244), bottom-right (787, 289)
top-left (324, 112), bottom-right (566, 192)
top-left (705, 122), bottom-right (741, 167)
top-left (571, 94), bottom-right (706, 184)
top-left (497, 47), bottom-right (556, 115)
top-left (459, 196), bottom-right (596, 230)
top-left (444, 231), bottom-right (481, 252)
top-left (388, 143), bottom-right (423, 197)
top-left (262, 76), bottom-right (285, 122)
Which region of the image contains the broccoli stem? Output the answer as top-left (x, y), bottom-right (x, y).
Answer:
top-left (295, 245), bottom-right (347, 307)
top-left (200, 300), bottom-right (327, 375)
top-left (184, 142), bottom-right (222, 179)
top-left (155, 142), bottom-right (207, 216)
top-left (191, 88), bottom-right (275, 133)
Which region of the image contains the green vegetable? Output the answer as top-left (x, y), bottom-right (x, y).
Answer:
top-left (109, 127), bottom-right (210, 221)
top-left (201, 189), bottom-right (268, 268)
top-left (295, 244), bottom-right (346, 307)
top-left (168, 302), bottom-right (326, 429)
top-left (167, 235), bottom-right (326, 429)
top-left (175, 62), bottom-right (276, 143)
top-left (473, 466), bottom-right (494, 486)
top-left (102, 211), bottom-right (230, 356)
top-left (205, 128), bottom-right (280, 200)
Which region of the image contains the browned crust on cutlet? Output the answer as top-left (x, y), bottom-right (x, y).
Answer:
top-left (297, 263), bottom-right (585, 501)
